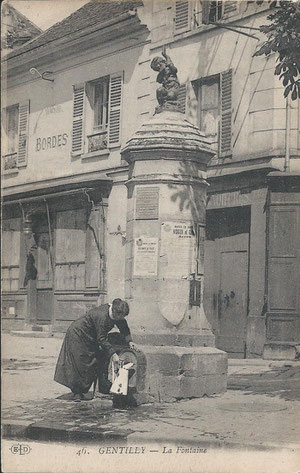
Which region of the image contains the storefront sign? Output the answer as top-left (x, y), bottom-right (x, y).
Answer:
top-left (36, 133), bottom-right (68, 151)
top-left (133, 237), bottom-right (158, 277)
top-left (135, 186), bottom-right (159, 220)
top-left (160, 221), bottom-right (195, 278)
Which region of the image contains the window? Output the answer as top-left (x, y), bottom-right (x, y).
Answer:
top-left (71, 73), bottom-right (123, 156)
top-left (173, 1), bottom-right (238, 32)
top-left (194, 69), bottom-right (232, 156)
top-left (1, 218), bottom-right (21, 291)
top-left (55, 207), bottom-right (105, 291)
top-left (198, 75), bottom-right (220, 151)
top-left (2, 101), bottom-right (29, 170)
top-left (55, 209), bottom-right (86, 290)
top-left (202, 0), bottom-right (238, 24)
top-left (4, 105), bottom-right (19, 155)
top-left (207, 0), bottom-right (223, 23)
top-left (93, 77), bottom-right (109, 130)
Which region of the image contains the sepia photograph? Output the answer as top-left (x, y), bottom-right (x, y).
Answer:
top-left (1, 0), bottom-right (300, 472)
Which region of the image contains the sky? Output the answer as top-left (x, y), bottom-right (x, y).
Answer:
top-left (9, 0), bottom-right (89, 30)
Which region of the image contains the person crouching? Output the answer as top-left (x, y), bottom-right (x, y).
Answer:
top-left (54, 298), bottom-right (138, 401)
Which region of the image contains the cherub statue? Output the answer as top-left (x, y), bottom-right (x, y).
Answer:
top-left (151, 48), bottom-right (180, 109)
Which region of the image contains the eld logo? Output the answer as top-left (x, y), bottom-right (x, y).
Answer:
top-left (10, 444), bottom-right (31, 455)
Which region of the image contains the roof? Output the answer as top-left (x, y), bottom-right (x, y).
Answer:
top-left (5, 0), bottom-right (143, 60)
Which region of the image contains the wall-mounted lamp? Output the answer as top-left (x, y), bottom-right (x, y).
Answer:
top-left (30, 67), bottom-right (54, 82)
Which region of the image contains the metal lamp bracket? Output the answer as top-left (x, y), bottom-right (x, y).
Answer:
top-left (30, 67), bottom-right (54, 82)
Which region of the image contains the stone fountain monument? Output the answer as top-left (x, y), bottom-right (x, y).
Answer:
top-left (120, 51), bottom-right (227, 402)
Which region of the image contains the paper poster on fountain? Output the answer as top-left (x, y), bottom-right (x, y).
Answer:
top-left (160, 221), bottom-right (196, 278)
top-left (133, 237), bottom-right (158, 277)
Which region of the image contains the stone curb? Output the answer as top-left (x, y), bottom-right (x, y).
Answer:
top-left (10, 331), bottom-right (54, 338)
top-left (2, 419), bottom-right (300, 452)
top-left (2, 420), bottom-right (131, 443)
top-left (2, 420), bottom-right (33, 438)
top-left (7, 331), bottom-right (65, 339)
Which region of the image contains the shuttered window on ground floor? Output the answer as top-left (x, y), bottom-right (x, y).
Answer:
top-left (55, 206), bottom-right (105, 291)
top-left (1, 204), bottom-right (105, 294)
top-left (1, 218), bottom-right (21, 291)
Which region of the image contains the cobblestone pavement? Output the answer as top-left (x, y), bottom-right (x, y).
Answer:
top-left (2, 334), bottom-right (300, 450)
top-left (227, 364), bottom-right (300, 401)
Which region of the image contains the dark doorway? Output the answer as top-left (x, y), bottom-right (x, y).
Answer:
top-left (32, 214), bottom-right (54, 324)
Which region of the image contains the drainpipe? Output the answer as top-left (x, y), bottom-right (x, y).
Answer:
top-left (284, 95), bottom-right (291, 173)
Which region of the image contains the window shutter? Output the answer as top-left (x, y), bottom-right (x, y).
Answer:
top-left (174, 1), bottom-right (191, 33)
top-left (72, 83), bottom-right (85, 154)
top-left (17, 100), bottom-right (29, 167)
top-left (220, 69), bottom-right (232, 156)
top-left (108, 72), bottom-right (123, 148)
top-left (55, 209), bottom-right (86, 290)
top-left (202, 0), bottom-right (210, 24)
top-left (223, 1), bottom-right (238, 16)
top-left (178, 84), bottom-right (187, 114)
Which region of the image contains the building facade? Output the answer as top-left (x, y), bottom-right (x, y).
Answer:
top-left (2, 1), bottom-right (299, 358)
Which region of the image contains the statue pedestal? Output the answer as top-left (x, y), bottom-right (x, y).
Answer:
top-left (121, 110), bottom-right (227, 401)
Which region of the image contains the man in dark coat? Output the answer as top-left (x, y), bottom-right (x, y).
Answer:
top-left (54, 298), bottom-right (138, 401)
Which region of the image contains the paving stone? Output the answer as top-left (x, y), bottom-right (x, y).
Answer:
top-left (2, 333), bottom-right (300, 450)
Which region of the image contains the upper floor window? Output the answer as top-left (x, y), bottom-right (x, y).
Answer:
top-left (4, 104), bottom-right (19, 155)
top-left (71, 72), bottom-right (123, 156)
top-left (2, 101), bottom-right (29, 171)
top-left (204, 0), bottom-right (223, 23)
top-left (173, 1), bottom-right (238, 34)
top-left (198, 75), bottom-right (220, 151)
top-left (93, 77), bottom-right (109, 131)
top-left (193, 69), bottom-right (232, 157)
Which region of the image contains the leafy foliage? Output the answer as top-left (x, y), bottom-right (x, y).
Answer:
top-left (1, 4), bottom-right (39, 51)
top-left (254, 1), bottom-right (300, 100)
top-left (3, 27), bottom-right (24, 49)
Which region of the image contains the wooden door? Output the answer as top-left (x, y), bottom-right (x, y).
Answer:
top-left (204, 206), bottom-right (250, 357)
top-left (217, 233), bottom-right (249, 356)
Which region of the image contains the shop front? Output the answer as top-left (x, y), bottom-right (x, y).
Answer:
top-left (2, 177), bottom-right (112, 332)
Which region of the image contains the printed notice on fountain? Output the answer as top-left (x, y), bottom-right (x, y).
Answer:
top-left (133, 237), bottom-right (158, 277)
top-left (160, 221), bottom-right (195, 278)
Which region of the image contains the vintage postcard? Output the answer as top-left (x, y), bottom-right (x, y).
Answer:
top-left (1, 0), bottom-right (299, 472)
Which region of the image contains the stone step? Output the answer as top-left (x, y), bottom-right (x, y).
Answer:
top-left (29, 324), bottom-right (53, 332)
top-left (10, 331), bottom-right (54, 338)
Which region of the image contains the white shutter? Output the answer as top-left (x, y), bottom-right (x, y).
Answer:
top-left (17, 100), bottom-right (29, 166)
top-left (177, 84), bottom-right (187, 114)
top-left (220, 69), bottom-right (232, 156)
top-left (174, 1), bottom-right (191, 34)
top-left (108, 72), bottom-right (123, 147)
top-left (72, 83), bottom-right (85, 154)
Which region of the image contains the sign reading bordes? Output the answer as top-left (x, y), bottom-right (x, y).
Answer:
top-left (133, 237), bottom-right (158, 277)
top-left (135, 186), bottom-right (159, 220)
